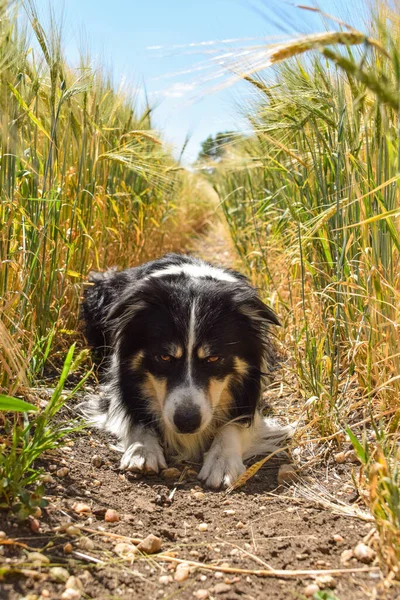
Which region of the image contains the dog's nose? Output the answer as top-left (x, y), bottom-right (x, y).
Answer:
top-left (173, 403), bottom-right (201, 433)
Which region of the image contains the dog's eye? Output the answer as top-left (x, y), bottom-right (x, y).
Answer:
top-left (206, 356), bottom-right (221, 363)
top-left (159, 355), bottom-right (173, 362)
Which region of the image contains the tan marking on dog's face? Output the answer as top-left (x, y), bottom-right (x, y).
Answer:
top-left (141, 373), bottom-right (167, 415)
top-left (165, 344), bottom-right (183, 359)
top-left (130, 350), bottom-right (144, 370)
top-left (207, 374), bottom-right (233, 410)
top-left (197, 345), bottom-right (210, 360)
top-left (234, 357), bottom-right (249, 377)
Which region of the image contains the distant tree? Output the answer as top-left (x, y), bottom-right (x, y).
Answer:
top-left (197, 131), bottom-right (236, 161)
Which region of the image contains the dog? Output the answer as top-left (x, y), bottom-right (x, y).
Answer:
top-left (81, 253), bottom-right (292, 488)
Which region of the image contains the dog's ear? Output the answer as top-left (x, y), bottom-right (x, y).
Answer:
top-left (106, 290), bottom-right (146, 323)
top-left (234, 288), bottom-right (281, 327)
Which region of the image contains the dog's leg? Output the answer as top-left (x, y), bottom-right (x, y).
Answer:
top-left (198, 424), bottom-right (246, 489)
top-left (120, 425), bottom-right (167, 473)
top-left (198, 414), bottom-right (294, 489)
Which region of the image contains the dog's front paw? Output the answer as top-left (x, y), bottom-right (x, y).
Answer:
top-left (120, 429), bottom-right (167, 474)
top-left (198, 449), bottom-right (245, 489)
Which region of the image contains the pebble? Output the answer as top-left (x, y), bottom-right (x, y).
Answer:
top-left (66, 526), bottom-right (81, 537)
top-left (66, 576), bottom-right (83, 591)
top-left (159, 575), bottom-right (173, 585)
top-left (60, 590), bottom-right (80, 600)
top-left (198, 523), bottom-right (208, 532)
top-left (56, 467), bottom-right (69, 477)
top-left (193, 590), bottom-right (209, 599)
top-left (63, 543), bottom-right (73, 554)
top-left (340, 548), bottom-right (353, 563)
top-left (316, 574), bottom-right (336, 588)
top-left (174, 562), bottom-right (190, 582)
top-left (223, 510), bottom-right (236, 516)
top-left (345, 450), bottom-right (360, 463)
top-left (193, 492), bottom-right (206, 501)
top-left (137, 534), bottom-right (162, 554)
top-left (91, 455), bottom-right (103, 468)
top-left (30, 518), bottom-right (41, 533)
top-left (73, 502), bottom-right (91, 514)
top-left (214, 571), bottom-right (224, 579)
top-left (161, 467), bottom-right (181, 480)
top-left (114, 542), bottom-right (137, 557)
top-left (236, 521), bottom-right (245, 529)
top-left (304, 583), bottom-right (320, 597)
top-left (27, 552), bottom-right (50, 566)
top-left (277, 464), bottom-right (298, 485)
top-left (49, 567), bottom-right (70, 582)
top-left (78, 536), bottom-right (94, 551)
top-left (332, 533), bottom-right (345, 544)
top-left (214, 582), bottom-right (231, 594)
top-left (334, 452), bottom-right (346, 464)
top-left (104, 509), bottom-right (120, 523)
top-left (353, 542), bottom-right (376, 563)
top-left (0, 531), bottom-right (6, 540)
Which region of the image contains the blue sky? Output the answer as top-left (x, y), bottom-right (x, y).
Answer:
top-left (32, 0), bottom-right (366, 163)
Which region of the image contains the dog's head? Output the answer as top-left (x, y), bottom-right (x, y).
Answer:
top-left (107, 274), bottom-right (279, 435)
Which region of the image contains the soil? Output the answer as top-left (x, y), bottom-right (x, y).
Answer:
top-left (1, 221), bottom-right (398, 600)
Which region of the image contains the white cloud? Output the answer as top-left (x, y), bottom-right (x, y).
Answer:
top-left (161, 82), bottom-right (196, 99)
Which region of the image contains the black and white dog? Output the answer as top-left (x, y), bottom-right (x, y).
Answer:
top-left (81, 254), bottom-right (292, 488)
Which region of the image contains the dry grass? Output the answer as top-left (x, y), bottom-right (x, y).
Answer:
top-left (205, 0), bottom-right (400, 582)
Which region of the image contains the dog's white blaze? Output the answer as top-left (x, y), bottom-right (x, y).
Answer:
top-left (146, 263), bottom-right (237, 283)
top-left (187, 299), bottom-right (196, 382)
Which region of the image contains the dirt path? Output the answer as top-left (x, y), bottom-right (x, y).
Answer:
top-left (1, 221), bottom-right (392, 600)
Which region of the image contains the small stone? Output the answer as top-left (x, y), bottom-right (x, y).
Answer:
top-left (236, 521), bottom-right (245, 529)
top-left (91, 455), bottom-right (103, 468)
top-left (186, 469), bottom-right (198, 479)
top-left (78, 536), bottom-right (94, 551)
top-left (340, 548), bottom-right (354, 563)
top-left (30, 518), bottom-right (41, 533)
top-left (56, 467), bottom-right (69, 477)
top-left (345, 450), bottom-right (360, 463)
top-left (104, 509), bottom-right (120, 523)
top-left (277, 464), bottom-right (298, 485)
top-left (61, 590), bottom-right (81, 600)
top-left (50, 567), bottom-right (70, 582)
top-left (223, 510), bottom-right (236, 516)
top-left (73, 502), bottom-right (91, 514)
top-left (0, 531), bottom-right (6, 540)
top-left (214, 582), bottom-right (231, 594)
top-left (66, 576), bottom-right (83, 591)
top-left (41, 474), bottom-right (54, 483)
top-left (48, 464), bottom-right (58, 472)
top-left (27, 552), bottom-right (50, 566)
top-left (63, 543), bottom-right (73, 554)
top-left (41, 590), bottom-right (50, 598)
top-left (65, 526), bottom-right (81, 537)
top-left (193, 492), bottom-right (206, 500)
top-left (333, 533), bottom-right (345, 544)
top-left (194, 590), bottom-right (209, 599)
top-left (159, 575), bottom-right (173, 585)
top-left (137, 534), bottom-right (162, 554)
top-left (304, 584), bottom-right (320, 597)
top-left (214, 571), bottom-right (224, 579)
top-left (353, 542), bottom-right (376, 564)
top-left (114, 542), bottom-right (137, 557)
top-left (334, 452), bottom-right (346, 464)
top-left (161, 467), bottom-right (181, 480)
top-left (198, 523), bottom-right (208, 532)
top-left (174, 562), bottom-right (190, 582)
top-left (316, 574), bottom-right (336, 588)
